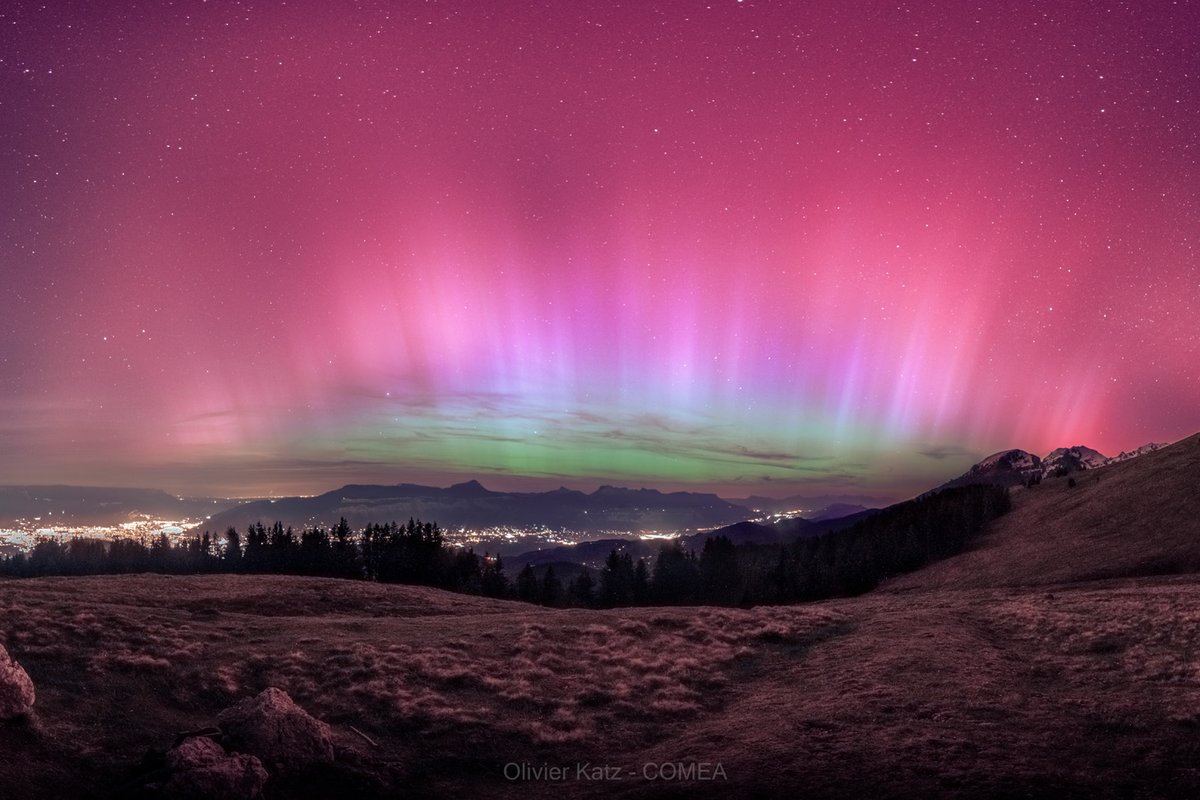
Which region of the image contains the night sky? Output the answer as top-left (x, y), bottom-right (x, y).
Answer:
top-left (1, 1), bottom-right (1197, 499)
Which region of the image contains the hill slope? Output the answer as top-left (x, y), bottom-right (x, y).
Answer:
top-left (887, 432), bottom-right (1200, 590)
top-left (7, 572), bottom-right (1200, 797)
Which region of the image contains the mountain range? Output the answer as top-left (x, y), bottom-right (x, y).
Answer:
top-left (935, 441), bottom-right (1168, 491)
top-left (190, 480), bottom-right (755, 540)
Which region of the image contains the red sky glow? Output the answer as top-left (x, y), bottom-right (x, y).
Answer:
top-left (1, 0), bottom-right (1197, 499)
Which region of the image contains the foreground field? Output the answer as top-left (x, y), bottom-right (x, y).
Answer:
top-left (4, 572), bottom-right (1200, 798)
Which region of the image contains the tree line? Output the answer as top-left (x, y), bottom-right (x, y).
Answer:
top-left (0, 484), bottom-right (1010, 607)
top-left (0, 519), bottom-right (509, 598)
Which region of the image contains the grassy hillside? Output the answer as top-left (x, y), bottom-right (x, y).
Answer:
top-left (886, 432), bottom-right (1200, 590)
top-left (0, 574), bottom-right (851, 798)
top-left (5, 572), bottom-right (1200, 798)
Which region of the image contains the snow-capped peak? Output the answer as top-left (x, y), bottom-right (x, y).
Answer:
top-left (977, 449), bottom-right (1040, 471)
top-left (1043, 446), bottom-right (1109, 472)
top-left (1106, 442), bottom-right (1168, 464)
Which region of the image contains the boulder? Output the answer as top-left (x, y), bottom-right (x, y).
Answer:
top-left (163, 736), bottom-right (269, 800)
top-left (0, 644), bottom-right (35, 720)
top-left (217, 688), bottom-right (334, 772)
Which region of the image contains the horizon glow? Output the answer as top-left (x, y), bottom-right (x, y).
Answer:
top-left (1, 1), bottom-right (1197, 500)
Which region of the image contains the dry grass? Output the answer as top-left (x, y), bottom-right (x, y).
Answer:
top-left (244, 605), bottom-right (847, 748)
top-left (4, 573), bottom-right (1200, 798)
top-left (992, 582), bottom-right (1200, 708)
top-left (0, 574), bottom-right (852, 798)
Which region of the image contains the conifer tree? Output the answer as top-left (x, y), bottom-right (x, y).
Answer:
top-left (516, 563), bottom-right (539, 603)
top-left (541, 565), bottom-right (563, 607)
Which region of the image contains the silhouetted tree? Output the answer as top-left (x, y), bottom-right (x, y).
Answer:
top-left (223, 527), bottom-right (243, 570)
top-left (330, 517), bottom-right (359, 578)
top-left (480, 553), bottom-right (509, 597)
top-left (149, 533), bottom-right (173, 571)
top-left (651, 540), bottom-right (699, 604)
top-left (599, 549), bottom-right (636, 606)
top-left (700, 535), bottom-right (739, 604)
top-left (516, 563), bottom-right (539, 603)
top-left (243, 523), bottom-right (268, 572)
top-left (108, 537), bottom-right (151, 573)
top-left (570, 568), bottom-right (595, 607)
top-left (540, 565), bottom-right (563, 607)
top-left (632, 558), bottom-right (651, 605)
top-left (298, 525), bottom-right (332, 575)
top-left (449, 547), bottom-right (483, 594)
top-left (267, 522), bottom-right (296, 572)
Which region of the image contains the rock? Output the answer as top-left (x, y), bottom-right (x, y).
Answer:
top-left (163, 736), bottom-right (269, 800)
top-left (0, 644), bottom-right (35, 720)
top-left (217, 688), bottom-right (334, 772)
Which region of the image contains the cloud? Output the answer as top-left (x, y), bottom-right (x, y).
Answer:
top-left (916, 444), bottom-right (977, 461)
